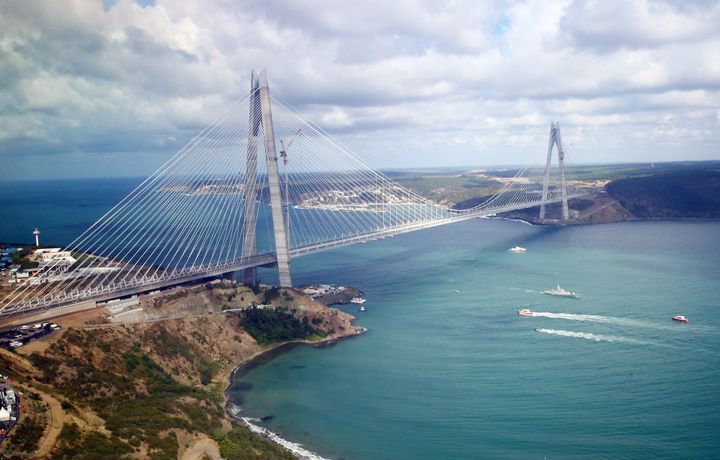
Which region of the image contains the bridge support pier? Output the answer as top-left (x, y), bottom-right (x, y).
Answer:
top-left (540, 121), bottom-right (570, 221)
top-left (257, 71), bottom-right (293, 287)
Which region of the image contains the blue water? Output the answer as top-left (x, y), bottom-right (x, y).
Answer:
top-left (231, 220), bottom-right (720, 459)
top-left (2, 179), bottom-right (719, 458)
top-left (0, 178), bottom-right (141, 246)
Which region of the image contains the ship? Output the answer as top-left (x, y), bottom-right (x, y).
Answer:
top-left (350, 297), bottom-right (366, 305)
top-left (509, 245), bottom-right (527, 253)
top-left (517, 308), bottom-right (533, 316)
top-left (542, 284), bottom-right (580, 299)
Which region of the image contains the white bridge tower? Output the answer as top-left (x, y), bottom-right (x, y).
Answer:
top-left (539, 121), bottom-right (570, 221)
top-left (240, 71), bottom-right (292, 286)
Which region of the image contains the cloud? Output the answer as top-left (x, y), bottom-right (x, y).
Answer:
top-left (0, 0), bottom-right (719, 179)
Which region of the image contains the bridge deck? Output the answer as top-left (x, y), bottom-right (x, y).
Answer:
top-left (0, 195), bottom-right (583, 321)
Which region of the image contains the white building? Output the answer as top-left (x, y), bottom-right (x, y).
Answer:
top-left (35, 248), bottom-right (76, 265)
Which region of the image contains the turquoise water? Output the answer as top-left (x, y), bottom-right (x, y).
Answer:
top-left (2, 179), bottom-right (719, 458)
top-left (231, 219), bottom-right (720, 459)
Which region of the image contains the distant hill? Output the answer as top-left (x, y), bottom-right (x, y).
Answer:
top-left (606, 170), bottom-right (720, 219)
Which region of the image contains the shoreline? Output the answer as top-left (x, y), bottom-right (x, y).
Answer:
top-left (222, 325), bottom-right (367, 458)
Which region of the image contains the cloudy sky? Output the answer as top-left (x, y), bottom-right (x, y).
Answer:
top-left (1, 0), bottom-right (719, 179)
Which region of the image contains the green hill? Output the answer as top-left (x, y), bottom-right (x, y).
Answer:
top-left (606, 170), bottom-right (720, 219)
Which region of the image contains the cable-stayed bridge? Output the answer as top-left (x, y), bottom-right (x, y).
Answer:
top-left (0, 71), bottom-right (586, 320)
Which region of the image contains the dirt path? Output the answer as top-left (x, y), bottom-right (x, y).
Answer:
top-left (32, 389), bottom-right (66, 459)
top-left (181, 437), bottom-right (222, 460)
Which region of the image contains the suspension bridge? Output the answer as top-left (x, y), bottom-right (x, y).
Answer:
top-left (0, 71), bottom-right (586, 320)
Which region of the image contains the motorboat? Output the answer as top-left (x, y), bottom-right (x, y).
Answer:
top-left (359, 305), bottom-right (366, 312)
top-left (509, 245), bottom-right (527, 253)
top-left (350, 297), bottom-right (366, 305)
top-left (517, 308), bottom-right (533, 317)
top-left (542, 284), bottom-right (580, 299)
top-left (672, 315), bottom-right (688, 323)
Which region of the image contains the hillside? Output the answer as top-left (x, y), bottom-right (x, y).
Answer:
top-left (605, 170), bottom-right (720, 219)
top-left (0, 282), bottom-right (362, 459)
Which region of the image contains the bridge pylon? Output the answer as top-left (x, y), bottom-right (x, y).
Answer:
top-left (256, 71), bottom-right (293, 287)
top-left (240, 71), bottom-right (261, 284)
top-left (539, 121), bottom-right (570, 221)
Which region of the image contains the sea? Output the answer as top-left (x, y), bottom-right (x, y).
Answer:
top-left (2, 177), bottom-right (720, 459)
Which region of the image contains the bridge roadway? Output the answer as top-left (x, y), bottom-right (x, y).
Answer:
top-left (0, 196), bottom-right (581, 322)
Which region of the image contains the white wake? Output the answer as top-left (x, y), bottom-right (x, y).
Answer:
top-left (530, 311), bottom-right (653, 328)
top-left (535, 328), bottom-right (650, 344)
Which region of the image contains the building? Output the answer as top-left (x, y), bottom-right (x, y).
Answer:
top-left (34, 248), bottom-right (76, 265)
top-left (10, 270), bottom-right (29, 284)
top-left (0, 381), bottom-right (20, 443)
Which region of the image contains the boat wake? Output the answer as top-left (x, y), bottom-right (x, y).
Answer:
top-left (530, 311), bottom-right (653, 328)
top-left (535, 328), bottom-right (650, 344)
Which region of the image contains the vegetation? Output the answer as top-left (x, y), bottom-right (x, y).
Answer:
top-left (4, 283), bottom-right (353, 459)
top-left (396, 174), bottom-right (502, 205)
top-left (238, 307), bottom-right (324, 345)
top-left (26, 329), bottom-right (227, 458)
top-left (55, 429), bottom-right (133, 459)
top-left (2, 246), bottom-right (39, 269)
top-left (606, 170), bottom-right (720, 219)
top-left (213, 427), bottom-right (296, 460)
top-left (8, 414), bottom-right (45, 453)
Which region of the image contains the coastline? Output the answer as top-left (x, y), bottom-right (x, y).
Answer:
top-left (222, 325), bottom-right (367, 459)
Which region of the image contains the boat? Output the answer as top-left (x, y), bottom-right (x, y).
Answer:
top-left (350, 297), bottom-right (366, 305)
top-left (672, 315), bottom-right (688, 323)
top-left (359, 305), bottom-right (366, 312)
top-left (542, 284), bottom-right (580, 299)
top-left (517, 308), bottom-right (533, 316)
top-left (509, 245), bottom-right (527, 253)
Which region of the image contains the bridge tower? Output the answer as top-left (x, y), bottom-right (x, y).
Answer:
top-left (240, 72), bottom-right (262, 284)
top-left (539, 121), bottom-right (570, 221)
top-left (240, 71), bottom-right (293, 287)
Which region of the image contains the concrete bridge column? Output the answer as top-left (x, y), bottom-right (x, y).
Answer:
top-left (257, 71), bottom-right (292, 287)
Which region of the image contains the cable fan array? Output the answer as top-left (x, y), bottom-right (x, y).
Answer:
top-left (0, 81), bottom-right (583, 317)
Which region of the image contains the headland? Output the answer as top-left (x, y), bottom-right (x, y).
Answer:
top-left (0, 280), bottom-right (364, 459)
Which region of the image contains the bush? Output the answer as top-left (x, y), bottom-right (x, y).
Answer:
top-left (262, 287), bottom-right (280, 304)
top-left (213, 427), bottom-right (295, 459)
top-left (239, 307), bottom-right (322, 345)
top-left (61, 400), bottom-right (76, 412)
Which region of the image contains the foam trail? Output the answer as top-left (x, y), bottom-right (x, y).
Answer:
top-left (227, 404), bottom-right (330, 460)
top-left (531, 312), bottom-right (658, 328)
top-left (535, 328), bottom-right (650, 344)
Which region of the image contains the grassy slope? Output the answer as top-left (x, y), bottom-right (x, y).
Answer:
top-left (0, 284), bottom-right (356, 459)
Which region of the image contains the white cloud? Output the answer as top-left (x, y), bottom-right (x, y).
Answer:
top-left (0, 0), bottom-right (719, 179)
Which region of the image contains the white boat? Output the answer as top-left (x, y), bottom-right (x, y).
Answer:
top-left (350, 297), bottom-right (366, 305)
top-left (517, 308), bottom-right (533, 316)
top-left (672, 315), bottom-right (688, 323)
top-left (359, 305), bottom-right (366, 312)
top-left (542, 284), bottom-right (580, 299)
top-left (509, 245), bottom-right (527, 253)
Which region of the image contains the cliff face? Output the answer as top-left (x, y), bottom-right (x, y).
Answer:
top-left (605, 170), bottom-right (720, 219)
top-left (0, 283), bottom-right (360, 459)
top-left (497, 170), bottom-right (720, 225)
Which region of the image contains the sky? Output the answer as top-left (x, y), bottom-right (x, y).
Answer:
top-left (0, 0), bottom-right (719, 180)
